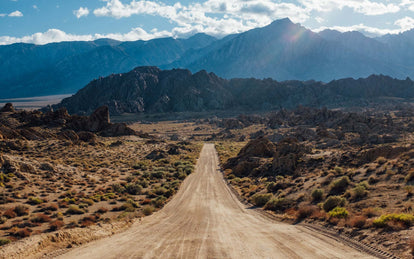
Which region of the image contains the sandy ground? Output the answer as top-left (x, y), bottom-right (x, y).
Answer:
top-left (57, 144), bottom-right (375, 259)
top-left (0, 94), bottom-right (71, 110)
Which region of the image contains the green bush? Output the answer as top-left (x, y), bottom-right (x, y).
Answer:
top-left (323, 196), bottom-right (346, 212)
top-left (352, 185), bottom-right (368, 200)
top-left (125, 183), bottom-right (142, 195)
top-left (330, 176), bottom-right (350, 194)
top-left (152, 196), bottom-right (167, 208)
top-left (264, 197), bottom-right (294, 212)
top-left (328, 207), bottom-right (349, 218)
top-left (142, 205), bottom-right (154, 216)
top-left (111, 183), bottom-right (125, 193)
top-left (65, 205), bottom-right (84, 215)
top-left (28, 196), bottom-right (44, 205)
top-left (251, 193), bottom-right (273, 207)
top-left (373, 213), bottom-right (414, 228)
top-left (150, 171), bottom-right (165, 179)
top-left (311, 189), bottom-right (324, 201)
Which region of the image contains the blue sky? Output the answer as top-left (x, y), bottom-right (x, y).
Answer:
top-left (1, 0), bottom-right (414, 45)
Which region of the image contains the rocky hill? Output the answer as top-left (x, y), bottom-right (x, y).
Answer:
top-left (51, 66), bottom-right (414, 115)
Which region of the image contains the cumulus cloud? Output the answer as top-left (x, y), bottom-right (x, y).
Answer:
top-left (92, 0), bottom-right (310, 37)
top-left (74, 7), bottom-right (90, 18)
top-left (8, 10), bottom-right (23, 17)
top-left (394, 16), bottom-right (414, 31)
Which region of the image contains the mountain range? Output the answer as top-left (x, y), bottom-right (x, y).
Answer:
top-left (2, 18), bottom-right (414, 98)
top-left (51, 66), bottom-right (414, 115)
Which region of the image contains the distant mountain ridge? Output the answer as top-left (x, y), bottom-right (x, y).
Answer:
top-left (52, 66), bottom-right (414, 115)
top-left (3, 18), bottom-right (414, 98)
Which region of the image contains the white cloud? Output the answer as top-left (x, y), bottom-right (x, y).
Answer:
top-left (74, 7), bottom-right (90, 18)
top-left (314, 17), bottom-right (414, 36)
top-left (394, 16), bottom-right (414, 31)
top-left (0, 27), bottom-right (174, 45)
top-left (0, 14), bottom-right (6, 17)
top-left (92, 0), bottom-right (309, 37)
top-left (33, 5), bottom-right (38, 10)
top-left (299, 0), bottom-right (400, 15)
top-left (8, 10), bottom-right (23, 17)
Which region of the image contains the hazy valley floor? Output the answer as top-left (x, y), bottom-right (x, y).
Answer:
top-left (57, 144), bottom-right (374, 259)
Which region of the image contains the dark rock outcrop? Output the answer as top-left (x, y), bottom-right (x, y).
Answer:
top-left (51, 67), bottom-right (414, 116)
top-left (0, 103), bottom-right (14, 113)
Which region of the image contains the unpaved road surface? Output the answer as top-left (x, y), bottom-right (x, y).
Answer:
top-left (58, 144), bottom-right (375, 259)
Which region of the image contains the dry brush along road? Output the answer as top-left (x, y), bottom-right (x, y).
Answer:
top-left (58, 144), bottom-right (375, 259)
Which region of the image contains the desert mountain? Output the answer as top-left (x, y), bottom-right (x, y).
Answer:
top-left (0, 34), bottom-right (216, 98)
top-left (51, 66), bottom-right (414, 115)
top-left (3, 18), bottom-right (414, 98)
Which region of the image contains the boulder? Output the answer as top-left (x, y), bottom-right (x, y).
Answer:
top-left (146, 150), bottom-right (168, 160)
top-left (0, 103), bottom-right (14, 112)
top-left (78, 131), bottom-right (97, 143)
top-left (238, 137), bottom-right (276, 158)
top-left (88, 106), bottom-right (110, 132)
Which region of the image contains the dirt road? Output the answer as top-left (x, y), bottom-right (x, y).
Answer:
top-left (58, 144), bottom-right (374, 259)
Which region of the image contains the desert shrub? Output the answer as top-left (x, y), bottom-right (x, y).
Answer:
top-left (65, 205), bottom-right (84, 215)
top-left (120, 202), bottom-right (136, 212)
top-left (405, 170), bottom-right (414, 183)
top-left (328, 207), bottom-right (349, 218)
top-left (43, 203), bottom-right (58, 212)
top-left (111, 183), bottom-right (125, 193)
top-left (373, 213), bottom-right (414, 229)
top-left (49, 220), bottom-right (64, 231)
top-left (125, 183), bottom-right (142, 195)
top-left (142, 205), bottom-right (154, 216)
top-left (96, 207), bottom-right (109, 214)
top-left (251, 193), bottom-right (273, 207)
top-left (154, 187), bottom-right (168, 196)
top-left (368, 176), bottom-right (379, 184)
top-left (82, 199), bottom-right (94, 206)
top-left (28, 196), bottom-right (43, 205)
top-left (323, 196), bottom-right (346, 212)
top-left (264, 197), bottom-right (294, 212)
top-left (311, 189), bottom-right (324, 202)
top-left (330, 176), bottom-right (350, 194)
top-left (334, 166), bottom-right (343, 174)
top-left (150, 171), bottom-right (165, 179)
top-left (3, 208), bottom-right (17, 218)
top-left (362, 207), bottom-right (379, 218)
top-left (376, 156), bottom-right (387, 164)
top-left (351, 183), bottom-right (369, 200)
top-left (349, 215), bottom-right (367, 228)
top-left (14, 205), bottom-right (29, 216)
top-left (80, 215), bottom-right (97, 227)
top-left (31, 213), bottom-right (51, 223)
top-left (15, 228), bottom-right (32, 238)
top-left (0, 239), bottom-right (10, 246)
top-left (132, 161), bottom-right (148, 170)
top-left (405, 185), bottom-right (414, 196)
top-left (152, 196), bottom-right (167, 208)
top-left (297, 205), bottom-right (318, 220)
